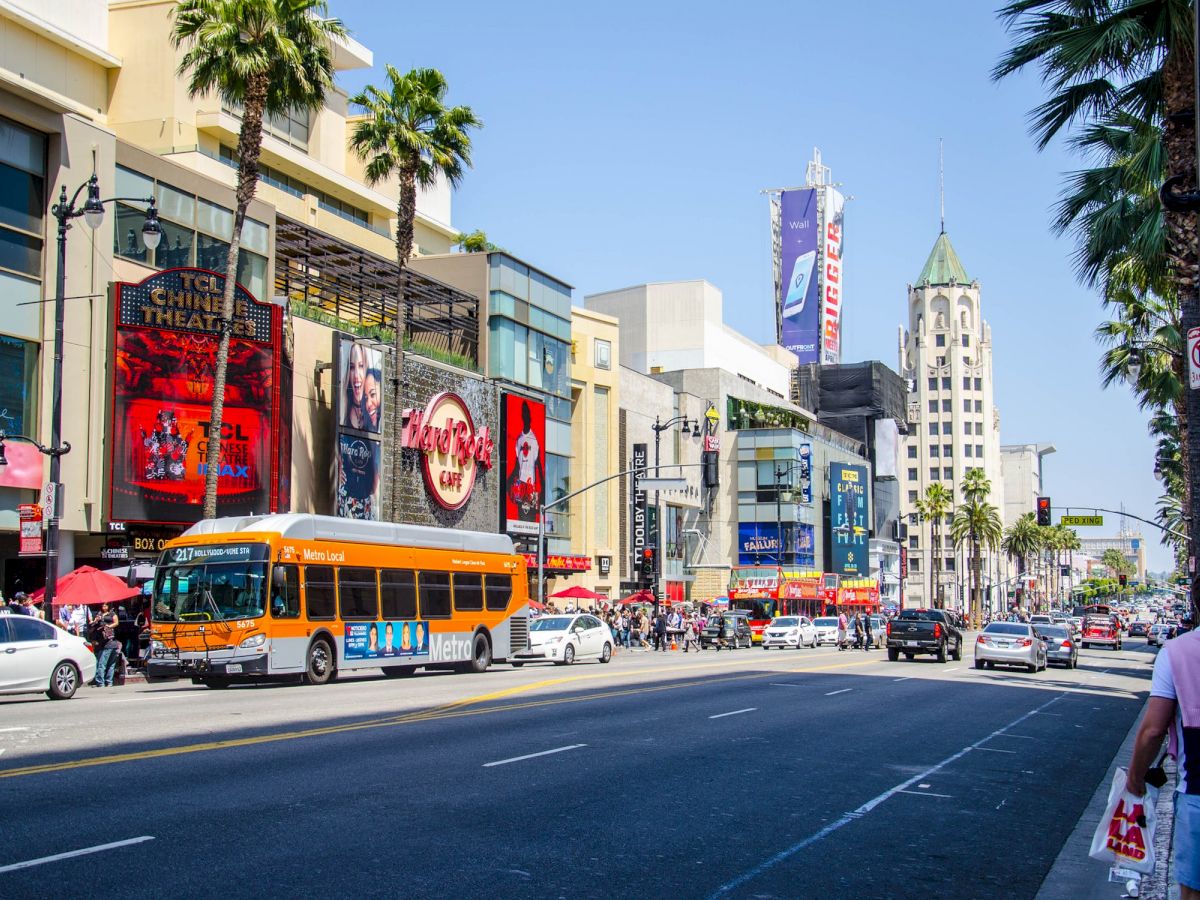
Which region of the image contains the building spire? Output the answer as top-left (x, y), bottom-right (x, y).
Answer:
top-left (939, 138), bottom-right (945, 235)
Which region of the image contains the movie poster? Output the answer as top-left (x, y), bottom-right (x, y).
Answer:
top-left (336, 433), bottom-right (381, 520)
top-left (830, 462), bottom-right (869, 576)
top-left (501, 393), bottom-right (545, 536)
top-left (109, 269), bottom-right (281, 524)
top-left (334, 336), bottom-right (384, 520)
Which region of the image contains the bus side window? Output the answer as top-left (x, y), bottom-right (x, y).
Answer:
top-left (338, 567), bottom-right (378, 620)
top-left (271, 565), bottom-right (301, 619)
top-left (485, 574), bottom-right (512, 611)
top-left (380, 569), bottom-right (416, 620)
top-left (418, 571), bottom-right (451, 618)
top-left (305, 566), bottom-right (336, 620)
top-left (453, 573), bottom-right (483, 611)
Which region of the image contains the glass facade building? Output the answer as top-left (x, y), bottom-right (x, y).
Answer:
top-left (486, 255), bottom-right (573, 553)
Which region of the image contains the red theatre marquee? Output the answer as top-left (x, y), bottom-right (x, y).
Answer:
top-left (107, 268), bottom-right (291, 525)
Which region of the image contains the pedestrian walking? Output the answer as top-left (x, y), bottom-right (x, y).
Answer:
top-left (852, 613), bottom-right (865, 650)
top-left (91, 603), bottom-right (121, 687)
top-left (862, 612), bottom-right (873, 651)
top-left (684, 614), bottom-right (701, 653)
top-left (654, 611), bottom-right (668, 652)
top-left (837, 611), bottom-right (849, 651)
top-left (1127, 621), bottom-right (1199, 900)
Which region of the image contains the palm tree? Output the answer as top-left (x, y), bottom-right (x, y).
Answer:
top-left (950, 498), bottom-right (1004, 627)
top-left (918, 483), bottom-right (954, 609)
top-left (454, 229), bottom-right (500, 253)
top-left (1003, 513), bottom-right (1043, 611)
top-left (348, 66), bottom-right (481, 519)
top-left (955, 469), bottom-right (998, 625)
top-left (172, 0), bottom-right (345, 518)
top-left (1056, 525), bottom-right (1082, 606)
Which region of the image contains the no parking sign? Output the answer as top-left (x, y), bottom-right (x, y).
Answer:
top-left (1189, 326), bottom-right (1200, 389)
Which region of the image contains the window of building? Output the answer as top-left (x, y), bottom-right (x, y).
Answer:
top-left (935, 333), bottom-right (946, 347)
top-left (963, 376), bottom-right (971, 391)
top-left (928, 399), bottom-right (937, 414)
top-left (908, 467), bottom-right (918, 480)
top-left (974, 400), bottom-right (982, 413)
top-left (963, 399), bottom-right (971, 412)
top-left (929, 444), bottom-right (939, 457)
top-left (942, 399), bottom-right (951, 412)
top-left (910, 558), bottom-right (921, 572)
top-left (304, 566), bottom-right (335, 620)
top-left (928, 423), bottom-right (938, 436)
top-left (907, 445), bottom-right (917, 459)
top-left (943, 467), bottom-right (953, 481)
top-left (964, 422), bottom-right (972, 435)
top-left (942, 422), bottom-right (951, 434)
top-left (937, 356), bottom-right (946, 367)
top-left (962, 334), bottom-right (969, 347)
top-left (928, 376), bottom-right (937, 391)
top-left (380, 569), bottom-right (417, 619)
top-left (975, 444), bottom-right (983, 457)
top-left (964, 445), bottom-right (972, 457)
top-left (975, 422), bottom-right (983, 435)
top-left (943, 444), bottom-right (952, 457)
top-left (593, 386), bottom-right (609, 538)
top-left (594, 339), bottom-right (611, 369)
top-left (909, 535), bottom-right (919, 549)
top-left (0, 334), bottom-right (37, 435)
top-left (337, 567), bottom-right (378, 619)
top-left (908, 490), bottom-right (918, 503)
top-left (941, 377), bottom-right (951, 390)
top-left (0, 117), bottom-right (46, 279)
top-left (945, 558), bottom-right (956, 572)
top-left (974, 377), bottom-right (982, 391)
top-left (929, 467), bottom-right (939, 480)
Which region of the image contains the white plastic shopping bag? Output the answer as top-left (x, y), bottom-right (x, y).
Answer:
top-left (1088, 767), bottom-right (1157, 874)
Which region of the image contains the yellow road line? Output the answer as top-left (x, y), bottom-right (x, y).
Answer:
top-left (0, 656), bottom-right (875, 780)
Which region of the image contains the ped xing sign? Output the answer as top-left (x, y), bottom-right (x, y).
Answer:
top-left (1061, 515), bottom-right (1104, 527)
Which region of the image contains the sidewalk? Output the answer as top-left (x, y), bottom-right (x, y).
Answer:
top-left (1037, 696), bottom-right (1179, 900)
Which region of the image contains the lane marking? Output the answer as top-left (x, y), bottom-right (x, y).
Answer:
top-left (942, 668), bottom-right (961, 673)
top-left (770, 683), bottom-right (803, 688)
top-left (0, 836), bottom-right (154, 874)
top-left (892, 677), bottom-right (913, 682)
top-left (992, 733), bottom-right (1038, 740)
top-left (709, 708), bottom-right (756, 720)
top-left (897, 789), bottom-right (953, 798)
top-left (482, 744), bottom-right (586, 768)
top-left (0, 728), bottom-right (29, 734)
top-left (824, 689), bottom-right (852, 696)
top-left (1, 657), bottom-right (881, 780)
top-left (974, 747), bottom-right (1017, 754)
top-left (706, 692), bottom-right (1065, 898)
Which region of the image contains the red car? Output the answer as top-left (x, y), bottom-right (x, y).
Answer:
top-left (1080, 615), bottom-right (1122, 650)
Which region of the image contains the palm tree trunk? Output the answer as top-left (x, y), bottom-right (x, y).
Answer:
top-left (971, 533), bottom-right (980, 629)
top-left (202, 74), bottom-right (267, 520)
top-left (1163, 36), bottom-right (1200, 623)
top-left (387, 166), bottom-right (418, 522)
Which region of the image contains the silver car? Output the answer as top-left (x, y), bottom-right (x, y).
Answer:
top-left (974, 622), bottom-right (1048, 673)
top-left (1036, 624), bottom-right (1078, 669)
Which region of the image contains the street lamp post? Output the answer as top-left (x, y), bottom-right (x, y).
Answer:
top-left (23, 175), bottom-right (161, 609)
top-left (648, 414), bottom-right (700, 611)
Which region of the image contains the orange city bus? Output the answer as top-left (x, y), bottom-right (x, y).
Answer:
top-left (727, 565), bottom-right (823, 642)
top-left (148, 513), bottom-right (529, 688)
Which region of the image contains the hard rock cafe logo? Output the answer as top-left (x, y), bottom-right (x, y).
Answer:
top-left (400, 392), bottom-right (494, 510)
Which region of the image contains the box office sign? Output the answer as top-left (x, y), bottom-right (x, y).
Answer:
top-left (108, 268), bottom-right (287, 525)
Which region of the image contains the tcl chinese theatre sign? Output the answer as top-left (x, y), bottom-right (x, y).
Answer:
top-left (400, 392), bottom-right (494, 510)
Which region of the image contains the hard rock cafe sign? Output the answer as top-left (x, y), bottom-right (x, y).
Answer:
top-left (400, 392), bottom-right (494, 510)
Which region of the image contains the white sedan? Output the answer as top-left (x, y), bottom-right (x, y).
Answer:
top-left (762, 616), bottom-right (817, 650)
top-left (812, 617), bottom-right (842, 646)
top-left (511, 614), bottom-right (614, 666)
top-left (0, 614), bottom-right (97, 700)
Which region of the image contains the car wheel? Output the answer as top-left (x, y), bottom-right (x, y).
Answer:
top-left (952, 640), bottom-right (963, 661)
top-left (557, 643), bottom-right (576, 666)
top-left (305, 639), bottom-right (336, 685)
top-left (1026, 663), bottom-right (1037, 673)
top-left (887, 647), bottom-right (899, 661)
top-left (936, 642), bottom-right (948, 664)
top-left (974, 659), bottom-right (984, 670)
top-left (47, 661), bottom-right (80, 700)
top-left (600, 642), bottom-right (612, 664)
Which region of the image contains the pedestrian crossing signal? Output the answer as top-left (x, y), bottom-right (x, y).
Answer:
top-left (1036, 497), bottom-right (1051, 526)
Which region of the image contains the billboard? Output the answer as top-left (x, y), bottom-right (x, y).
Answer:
top-left (501, 393), bottom-right (545, 535)
top-left (830, 462), bottom-right (869, 576)
top-left (796, 443), bottom-right (813, 504)
top-left (778, 188), bottom-right (821, 364)
top-left (335, 336), bottom-right (384, 520)
top-left (736, 522), bottom-right (815, 567)
top-left (820, 186), bottom-right (845, 365)
top-left (108, 268), bottom-right (283, 524)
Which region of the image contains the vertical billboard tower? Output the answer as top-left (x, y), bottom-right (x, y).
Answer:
top-left (770, 148), bottom-right (846, 366)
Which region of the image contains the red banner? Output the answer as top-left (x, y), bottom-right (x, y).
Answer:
top-left (522, 553), bottom-right (592, 572)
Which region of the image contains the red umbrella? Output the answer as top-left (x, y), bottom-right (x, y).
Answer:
top-left (549, 585), bottom-right (604, 601)
top-left (528, 599), bottom-right (546, 611)
top-left (41, 565), bottom-right (141, 609)
top-left (619, 590), bottom-right (654, 606)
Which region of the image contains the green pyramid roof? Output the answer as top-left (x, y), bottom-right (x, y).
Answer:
top-left (916, 232), bottom-right (970, 286)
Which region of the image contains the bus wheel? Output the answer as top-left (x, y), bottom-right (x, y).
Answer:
top-left (467, 633), bottom-right (492, 673)
top-left (306, 639), bottom-right (336, 685)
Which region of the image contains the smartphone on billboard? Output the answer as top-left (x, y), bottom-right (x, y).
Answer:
top-left (782, 250), bottom-right (816, 318)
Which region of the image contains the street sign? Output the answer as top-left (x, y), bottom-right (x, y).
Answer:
top-left (42, 482), bottom-right (57, 519)
top-left (1189, 326), bottom-right (1200, 389)
top-left (1060, 515), bottom-right (1103, 527)
top-left (638, 477), bottom-right (688, 491)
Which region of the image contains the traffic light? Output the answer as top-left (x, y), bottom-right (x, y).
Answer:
top-left (1119, 573), bottom-right (1128, 587)
top-left (1036, 497), bottom-right (1051, 526)
top-left (640, 547), bottom-right (657, 585)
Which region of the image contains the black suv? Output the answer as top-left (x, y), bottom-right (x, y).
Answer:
top-left (701, 612), bottom-right (753, 649)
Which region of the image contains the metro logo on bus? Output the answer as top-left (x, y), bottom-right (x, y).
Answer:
top-left (400, 392), bottom-right (494, 510)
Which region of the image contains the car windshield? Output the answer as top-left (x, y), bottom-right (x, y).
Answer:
top-left (772, 617), bottom-right (798, 627)
top-left (1039, 626), bottom-right (1069, 639)
top-left (152, 543), bottom-right (269, 622)
top-left (813, 618), bottom-right (839, 628)
top-left (531, 616), bottom-right (572, 632)
top-left (1031, 616), bottom-right (1052, 623)
top-left (984, 623), bottom-right (1030, 636)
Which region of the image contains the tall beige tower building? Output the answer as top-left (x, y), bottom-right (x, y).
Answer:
top-left (898, 232), bottom-right (1004, 608)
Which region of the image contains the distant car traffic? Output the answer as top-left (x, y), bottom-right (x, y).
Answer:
top-left (1030, 614), bottom-right (1054, 626)
top-left (974, 622), bottom-right (1048, 673)
top-left (1147, 623), bottom-right (1178, 647)
top-left (1128, 622), bottom-right (1149, 637)
top-left (1036, 624), bottom-right (1078, 669)
top-left (0, 614), bottom-right (97, 700)
top-left (812, 617), bottom-right (841, 647)
top-left (512, 614), bottom-right (613, 666)
top-left (761, 616), bottom-right (817, 650)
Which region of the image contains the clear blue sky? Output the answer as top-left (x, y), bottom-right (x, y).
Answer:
top-left (336, 0), bottom-right (1172, 571)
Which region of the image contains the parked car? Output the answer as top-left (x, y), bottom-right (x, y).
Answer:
top-left (869, 616), bottom-right (887, 649)
top-left (511, 613), bottom-right (613, 666)
top-left (0, 614), bottom-right (97, 700)
top-left (1128, 622), bottom-right (1149, 638)
top-left (701, 612), bottom-right (753, 649)
top-left (761, 616), bottom-right (817, 650)
top-left (1036, 624), bottom-right (1079, 669)
top-left (886, 609), bottom-right (964, 663)
top-left (812, 616), bottom-right (842, 647)
top-left (974, 622), bottom-right (1048, 673)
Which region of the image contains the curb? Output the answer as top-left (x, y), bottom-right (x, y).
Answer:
top-left (1036, 696), bottom-right (1176, 899)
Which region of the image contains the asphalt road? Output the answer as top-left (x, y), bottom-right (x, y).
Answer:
top-left (0, 638), bottom-right (1155, 898)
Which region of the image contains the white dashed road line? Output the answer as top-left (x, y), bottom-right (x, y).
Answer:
top-left (709, 708), bottom-right (757, 720)
top-left (0, 836), bottom-right (154, 875)
top-left (482, 744), bottom-right (587, 768)
top-left (824, 689), bottom-right (852, 696)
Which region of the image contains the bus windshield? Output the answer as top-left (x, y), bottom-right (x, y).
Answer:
top-left (152, 543), bottom-right (270, 623)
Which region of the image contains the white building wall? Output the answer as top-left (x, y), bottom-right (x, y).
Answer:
top-left (1000, 443), bottom-right (1054, 527)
